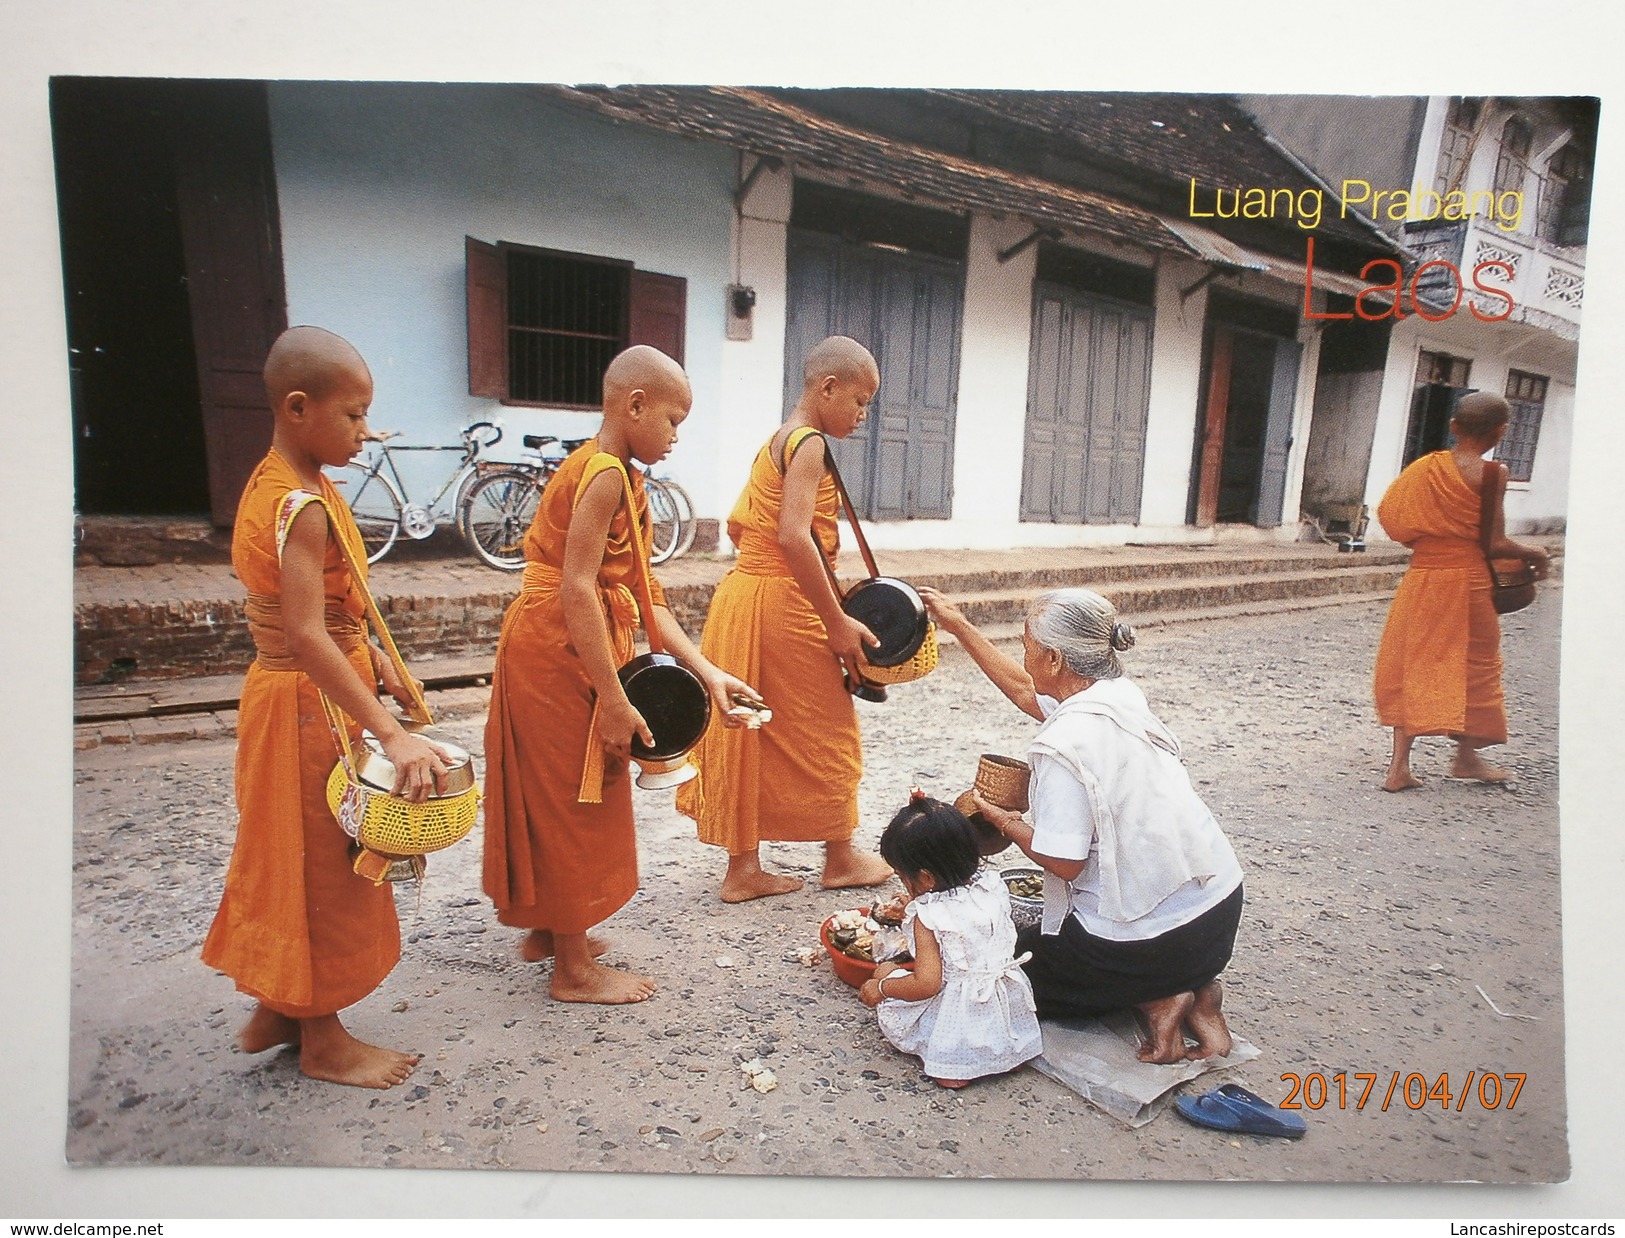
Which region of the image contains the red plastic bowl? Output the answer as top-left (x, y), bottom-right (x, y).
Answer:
top-left (820, 912), bottom-right (878, 988)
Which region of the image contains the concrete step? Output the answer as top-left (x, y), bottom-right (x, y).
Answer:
top-left (947, 563), bottom-right (1411, 627)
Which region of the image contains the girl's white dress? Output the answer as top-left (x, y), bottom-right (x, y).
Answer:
top-left (875, 867), bottom-right (1044, 1080)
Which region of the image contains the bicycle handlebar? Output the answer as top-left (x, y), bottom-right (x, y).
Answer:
top-left (463, 420), bottom-right (503, 449)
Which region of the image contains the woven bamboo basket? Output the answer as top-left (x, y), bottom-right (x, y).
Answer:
top-left (974, 753), bottom-right (1031, 812)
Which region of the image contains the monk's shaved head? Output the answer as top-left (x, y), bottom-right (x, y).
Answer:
top-left (602, 344), bottom-right (691, 409)
top-left (264, 326), bottom-right (371, 407)
top-left (1452, 391), bottom-right (1511, 439)
top-left (802, 336), bottom-right (879, 390)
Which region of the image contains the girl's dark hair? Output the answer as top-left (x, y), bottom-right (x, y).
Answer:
top-left (879, 794), bottom-right (980, 892)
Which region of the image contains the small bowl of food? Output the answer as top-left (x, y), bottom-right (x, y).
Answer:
top-left (1001, 865), bottom-right (1045, 931)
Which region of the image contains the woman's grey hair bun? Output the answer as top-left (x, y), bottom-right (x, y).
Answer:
top-left (1027, 588), bottom-right (1134, 681)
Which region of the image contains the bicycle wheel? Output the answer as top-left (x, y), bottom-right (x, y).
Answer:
top-left (645, 476), bottom-right (682, 565)
top-left (332, 464), bottom-right (404, 564)
top-left (662, 478), bottom-right (698, 559)
top-left (460, 467), bottom-right (543, 570)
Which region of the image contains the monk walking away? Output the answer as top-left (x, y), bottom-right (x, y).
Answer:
top-left (482, 346), bottom-right (759, 1004)
top-left (1373, 391), bottom-right (1550, 792)
top-left (201, 326), bottom-right (451, 1089)
top-left (677, 335), bottom-right (894, 902)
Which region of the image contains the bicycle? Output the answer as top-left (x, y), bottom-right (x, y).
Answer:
top-left (328, 421), bottom-right (506, 564)
top-left (459, 436), bottom-right (698, 570)
top-left (459, 434), bottom-right (569, 571)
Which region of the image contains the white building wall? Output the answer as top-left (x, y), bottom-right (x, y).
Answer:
top-left (713, 160), bottom-right (792, 541)
top-left (1139, 256), bottom-right (1208, 531)
top-left (266, 82), bottom-right (737, 516)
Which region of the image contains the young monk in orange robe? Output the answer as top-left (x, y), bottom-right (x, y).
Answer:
top-left (482, 346), bottom-right (759, 1004)
top-left (676, 336), bottom-right (894, 902)
top-left (202, 326), bottom-right (451, 1089)
top-left (1373, 391), bottom-right (1550, 792)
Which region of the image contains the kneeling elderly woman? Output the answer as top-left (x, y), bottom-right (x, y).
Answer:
top-left (921, 586), bottom-right (1244, 1064)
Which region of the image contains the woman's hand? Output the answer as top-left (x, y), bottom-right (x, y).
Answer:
top-left (973, 791), bottom-right (1024, 839)
top-left (379, 730), bottom-right (452, 802)
top-left (917, 586), bottom-right (966, 634)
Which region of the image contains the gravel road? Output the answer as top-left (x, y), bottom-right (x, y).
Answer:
top-left (67, 598), bottom-right (1566, 1183)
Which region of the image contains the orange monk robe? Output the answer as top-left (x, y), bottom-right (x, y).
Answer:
top-left (201, 450), bottom-right (399, 1018)
top-left (1373, 451), bottom-right (1508, 745)
top-left (676, 428), bottom-right (862, 853)
top-left (482, 444), bottom-right (668, 935)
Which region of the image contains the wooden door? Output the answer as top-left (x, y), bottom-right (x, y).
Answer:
top-left (169, 82), bottom-right (288, 526)
top-left (1255, 339), bottom-right (1302, 528)
top-left (1020, 283), bottom-right (1153, 524)
top-left (1194, 326), bottom-right (1234, 528)
top-left (783, 229), bottom-right (962, 520)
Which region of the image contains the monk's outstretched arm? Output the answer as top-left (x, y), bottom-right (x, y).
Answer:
top-left (648, 605), bottom-right (762, 727)
top-left (563, 470), bottom-right (654, 757)
top-left (919, 587), bottom-right (1042, 720)
top-left (281, 503), bottom-right (448, 800)
top-left (777, 433), bottom-right (878, 684)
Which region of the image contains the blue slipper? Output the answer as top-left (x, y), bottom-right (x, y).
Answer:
top-left (1174, 1084), bottom-right (1307, 1139)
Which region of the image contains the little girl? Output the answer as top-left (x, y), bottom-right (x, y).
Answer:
top-left (859, 791), bottom-right (1043, 1088)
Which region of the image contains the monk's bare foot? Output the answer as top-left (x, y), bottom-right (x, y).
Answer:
top-left (551, 960), bottom-right (657, 1005)
top-left (720, 852), bottom-right (805, 903)
top-left (1382, 768), bottom-right (1424, 792)
top-left (821, 841), bottom-right (893, 891)
top-left (1449, 751), bottom-right (1510, 783)
top-left (1184, 980), bottom-right (1233, 1060)
top-left (237, 1003), bottom-right (300, 1054)
top-left (1135, 991), bottom-right (1196, 1064)
top-left (519, 930), bottom-right (609, 962)
top-left (932, 1076), bottom-right (971, 1089)
top-left (296, 1015), bottom-right (419, 1090)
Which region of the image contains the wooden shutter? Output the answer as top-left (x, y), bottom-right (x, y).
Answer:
top-left (1255, 339), bottom-right (1301, 528)
top-left (466, 237), bottom-right (506, 398)
top-left (628, 269), bottom-right (687, 365)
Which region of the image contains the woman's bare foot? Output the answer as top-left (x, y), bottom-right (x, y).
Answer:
top-left (551, 960), bottom-right (657, 1005)
top-left (1449, 749), bottom-right (1510, 783)
top-left (237, 1003), bottom-right (300, 1054)
top-left (821, 840), bottom-right (893, 891)
top-left (519, 930), bottom-right (609, 962)
top-left (1183, 980), bottom-right (1233, 1060)
top-left (1382, 768), bottom-right (1423, 792)
top-left (296, 1014), bottom-right (419, 1089)
top-left (720, 851), bottom-right (805, 903)
top-left (932, 1076), bottom-right (971, 1089)
top-left (1135, 991), bottom-right (1196, 1063)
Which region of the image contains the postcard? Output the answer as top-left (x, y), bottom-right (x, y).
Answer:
top-left (7, 0), bottom-right (1624, 1222)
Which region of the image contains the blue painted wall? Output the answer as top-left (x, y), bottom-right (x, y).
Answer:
top-left (267, 82), bottom-right (736, 508)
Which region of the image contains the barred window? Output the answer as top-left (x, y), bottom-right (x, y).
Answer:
top-left (1500, 370), bottom-right (1548, 483)
top-left (465, 237), bottom-right (686, 407)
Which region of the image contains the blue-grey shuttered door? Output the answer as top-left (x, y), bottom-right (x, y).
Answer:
top-left (783, 229), bottom-right (962, 520)
top-left (1254, 338), bottom-right (1301, 528)
top-left (1020, 282), bottom-right (1153, 524)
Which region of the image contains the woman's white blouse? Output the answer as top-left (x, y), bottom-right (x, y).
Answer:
top-left (1028, 684), bottom-right (1242, 942)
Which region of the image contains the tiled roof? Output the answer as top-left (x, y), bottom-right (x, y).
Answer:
top-left (545, 85), bottom-right (1400, 262)
top-left (547, 85), bottom-right (1203, 259)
